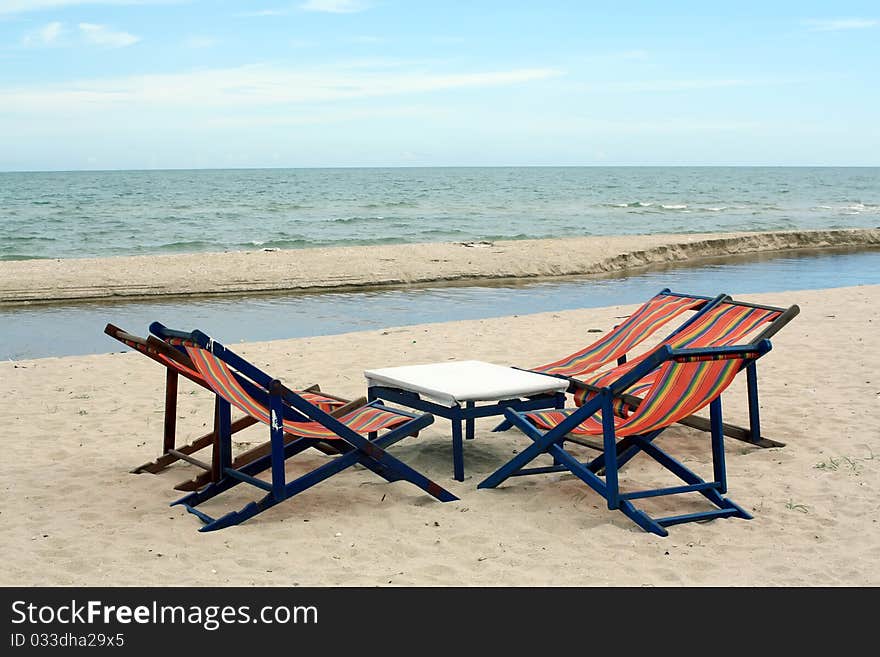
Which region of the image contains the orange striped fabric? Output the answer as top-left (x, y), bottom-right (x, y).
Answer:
top-left (155, 351), bottom-right (204, 380)
top-left (276, 405), bottom-right (410, 440)
top-left (138, 337), bottom-right (342, 412)
top-left (533, 293), bottom-right (705, 378)
top-left (122, 338), bottom-right (209, 381)
top-left (572, 302), bottom-right (779, 408)
top-left (296, 392), bottom-right (346, 414)
top-left (184, 344), bottom-right (408, 440)
top-left (527, 357), bottom-right (744, 438)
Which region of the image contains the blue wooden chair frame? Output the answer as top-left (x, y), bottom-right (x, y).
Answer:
top-left (565, 299), bottom-right (799, 450)
top-left (502, 294), bottom-right (798, 451)
top-left (479, 340), bottom-right (773, 536)
top-left (491, 291), bottom-right (727, 434)
top-left (106, 323), bottom-right (355, 487)
top-left (149, 324), bottom-right (458, 532)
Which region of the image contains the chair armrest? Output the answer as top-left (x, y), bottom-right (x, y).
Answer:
top-left (149, 321), bottom-right (198, 343)
top-left (145, 335), bottom-right (199, 369)
top-left (104, 323), bottom-right (148, 347)
top-left (669, 340), bottom-right (772, 362)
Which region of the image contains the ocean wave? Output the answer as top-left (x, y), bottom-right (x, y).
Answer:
top-left (265, 203), bottom-right (313, 212)
top-left (155, 240), bottom-right (217, 252)
top-left (329, 216), bottom-right (396, 225)
top-left (813, 203), bottom-right (879, 213)
top-left (233, 238), bottom-right (312, 250)
top-left (606, 201), bottom-right (692, 211)
top-left (0, 235), bottom-right (58, 243)
top-left (474, 233), bottom-right (534, 241)
top-left (363, 200), bottom-right (419, 209)
top-left (417, 228), bottom-right (468, 236)
top-left (603, 201), bottom-right (654, 208)
top-left (0, 253), bottom-right (53, 261)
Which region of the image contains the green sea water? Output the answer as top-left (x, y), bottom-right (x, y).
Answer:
top-left (1, 166), bottom-right (878, 260)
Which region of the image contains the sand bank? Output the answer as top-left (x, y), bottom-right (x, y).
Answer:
top-left (1, 285), bottom-right (878, 586)
top-left (1, 227), bottom-right (878, 304)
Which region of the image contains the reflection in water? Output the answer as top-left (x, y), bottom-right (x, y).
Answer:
top-left (2, 248), bottom-right (879, 360)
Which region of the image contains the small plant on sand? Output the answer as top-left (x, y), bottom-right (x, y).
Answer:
top-left (814, 456), bottom-right (841, 471)
top-left (814, 448), bottom-right (876, 473)
top-left (785, 500), bottom-right (809, 513)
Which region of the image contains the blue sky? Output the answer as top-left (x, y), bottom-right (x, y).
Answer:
top-left (0, 1), bottom-right (878, 170)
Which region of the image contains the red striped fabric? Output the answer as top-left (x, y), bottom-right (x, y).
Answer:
top-left (528, 357), bottom-right (743, 438)
top-left (279, 405), bottom-right (410, 439)
top-left (155, 351), bottom-right (204, 380)
top-left (184, 344), bottom-right (409, 439)
top-left (533, 293), bottom-right (705, 378)
top-left (130, 337), bottom-right (342, 412)
top-left (572, 302), bottom-right (779, 408)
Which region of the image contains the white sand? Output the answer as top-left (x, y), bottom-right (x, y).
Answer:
top-left (1, 228), bottom-right (878, 304)
top-left (1, 284), bottom-right (878, 586)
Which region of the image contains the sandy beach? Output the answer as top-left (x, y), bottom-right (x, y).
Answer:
top-left (1, 282), bottom-right (878, 586)
top-left (2, 227), bottom-right (878, 304)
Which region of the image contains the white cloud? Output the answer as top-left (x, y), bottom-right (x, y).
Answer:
top-left (0, 0), bottom-right (179, 14)
top-left (78, 22), bottom-right (140, 47)
top-left (804, 18), bottom-right (878, 31)
top-left (0, 65), bottom-right (562, 115)
top-left (22, 20), bottom-right (63, 46)
top-left (205, 105), bottom-right (441, 128)
top-left (300, 0), bottom-right (369, 14)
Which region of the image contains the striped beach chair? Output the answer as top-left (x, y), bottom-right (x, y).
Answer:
top-left (568, 298), bottom-right (800, 448)
top-left (490, 288), bottom-right (722, 435)
top-left (532, 288), bottom-right (719, 378)
top-left (106, 323), bottom-right (358, 491)
top-left (480, 340), bottom-right (776, 536)
top-left (149, 325), bottom-right (457, 532)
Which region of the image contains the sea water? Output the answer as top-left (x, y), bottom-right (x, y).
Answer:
top-left (1, 167), bottom-right (878, 260)
top-left (3, 247), bottom-right (878, 360)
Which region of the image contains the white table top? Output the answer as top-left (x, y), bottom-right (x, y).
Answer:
top-left (364, 360), bottom-right (568, 407)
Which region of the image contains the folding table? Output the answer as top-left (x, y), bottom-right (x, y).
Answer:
top-left (364, 360), bottom-right (568, 481)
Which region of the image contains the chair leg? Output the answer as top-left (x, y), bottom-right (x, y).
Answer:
top-left (174, 436), bottom-right (341, 492)
top-left (338, 415), bottom-right (458, 502)
top-left (618, 432), bottom-right (752, 532)
top-left (746, 362), bottom-right (762, 445)
top-left (486, 400), bottom-right (752, 536)
top-left (192, 443), bottom-right (407, 532)
top-left (133, 416), bottom-right (260, 476)
top-left (162, 369), bottom-right (178, 455)
top-left (172, 438), bottom-right (320, 510)
top-left (213, 397), bottom-right (232, 483)
top-left (618, 500), bottom-right (669, 537)
top-left (600, 395), bottom-right (619, 509)
top-left (174, 415), bottom-right (456, 531)
top-left (479, 410), bottom-right (569, 489)
top-left (452, 415), bottom-right (465, 482)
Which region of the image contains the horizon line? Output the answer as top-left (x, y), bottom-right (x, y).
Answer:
top-left (3, 164), bottom-right (880, 174)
